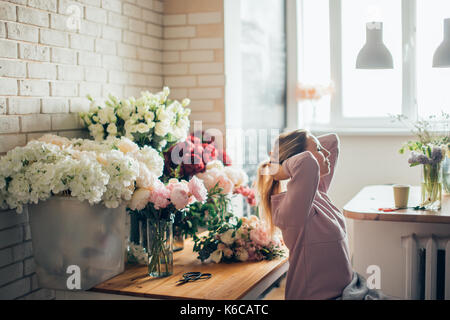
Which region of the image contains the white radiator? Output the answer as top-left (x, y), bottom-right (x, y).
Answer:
top-left (402, 234), bottom-right (450, 300)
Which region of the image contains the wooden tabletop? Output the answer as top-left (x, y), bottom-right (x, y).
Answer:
top-left (91, 236), bottom-right (289, 300)
top-left (343, 185), bottom-right (450, 224)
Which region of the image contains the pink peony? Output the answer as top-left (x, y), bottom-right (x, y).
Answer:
top-left (188, 176), bottom-right (207, 203)
top-left (149, 181), bottom-right (171, 209)
top-left (217, 174), bottom-right (234, 194)
top-left (170, 182), bottom-right (191, 210)
top-left (249, 226), bottom-right (271, 247)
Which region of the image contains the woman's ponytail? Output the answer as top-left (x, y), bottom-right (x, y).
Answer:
top-left (255, 160), bottom-right (280, 236)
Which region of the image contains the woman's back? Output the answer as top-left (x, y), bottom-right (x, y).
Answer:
top-left (270, 134), bottom-right (353, 299)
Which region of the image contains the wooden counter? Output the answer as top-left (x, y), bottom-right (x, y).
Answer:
top-left (343, 185), bottom-right (450, 224)
top-left (90, 236), bottom-right (289, 300)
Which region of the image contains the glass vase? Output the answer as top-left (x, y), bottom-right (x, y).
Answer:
top-left (421, 163), bottom-right (442, 210)
top-left (443, 155), bottom-right (450, 195)
top-left (126, 213), bottom-right (148, 265)
top-left (147, 219), bottom-right (173, 278)
top-left (173, 233), bottom-right (184, 252)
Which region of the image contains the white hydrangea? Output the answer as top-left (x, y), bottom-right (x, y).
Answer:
top-left (132, 145), bottom-right (164, 178)
top-left (0, 135), bottom-right (163, 213)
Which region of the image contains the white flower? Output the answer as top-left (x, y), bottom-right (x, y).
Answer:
top-left (235, 247), bottom-right (249, 262)
top-left (106, 123), bottom-right (118, 136)
top-left (132, 145), bottom-right (164, 177)
top-left (155, 120), bottom-right (171, 137)
top-left (206, 160), bottom-right (224, 171)
top-left (117, 103), bottom-right (133, 121)
top-left (220, 229), bottom-right (235, 246)
top-left (129, 188), bottom-right (150, 211)
top-left (211, 249), bottom-right (223, 263)
top-left (136, 162), bottom-right (158, 189)
top-left (224, 166), bottom-right (248, 187)
top-left (98, 106), bottom-right (116, 124)
top-left (163, 86), bottom-right (170, 98)
top-left (117, 137), bottom-right (139, 154)
top-left (156, 108), bottom-right (175, 122)
top-left (135, 123), bottom-right (150, 134)
top-left (182, 98), bottom-right (190, 107)
top-left (0, 136), bottom-right (151, 213)
top-left (38, 134), bottom-right (71, 148)
top-left (78, 87), bottom-right (192, 151)
top-left (89, 124), bottom-right (105, 141)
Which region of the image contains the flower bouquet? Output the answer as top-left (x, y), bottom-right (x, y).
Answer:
top-left (0, 134), bottom-right (162, 213)
top-left (127, 176), bottom-right (207, 277)
top-left (163, 132), bottom-right (254, 248)
top-left (0, 134), bottom-right (162, 289)
top-left (193, 215), bottom-right (285, 263)
top-left (163, 132), bottom-right (232, 181)
top-left (408, 144), bottom-right (446, 210)
top-left (392, 111), bottom-right (450, 208)
top-left (79, 87), bottom-right (191, 152)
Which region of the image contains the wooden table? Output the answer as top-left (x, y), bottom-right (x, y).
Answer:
top-left (343, 185), bottom-right (450, 224)
top-left (56, 236), bottom-right (289, 300)
top-left (343, 185), bottom-right (450, 299)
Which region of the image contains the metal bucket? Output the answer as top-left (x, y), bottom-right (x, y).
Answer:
top-left (28, 196), bottom-right (126, 290)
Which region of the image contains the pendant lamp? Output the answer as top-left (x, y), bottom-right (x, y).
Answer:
top-left (432, 18), bottom-right (450, 68)
top-left (356, 22), bottom-right (394, 69)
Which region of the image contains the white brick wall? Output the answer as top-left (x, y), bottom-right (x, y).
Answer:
top-left (163, 0), bottom-right (225, 136)
top-left (0, 0), bottom-right (226, 300)
top-left (0, 0), bottom-right (164, 300)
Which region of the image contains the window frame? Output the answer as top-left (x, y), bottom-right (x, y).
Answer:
top-left (290, 0), bottom-right (425, 132)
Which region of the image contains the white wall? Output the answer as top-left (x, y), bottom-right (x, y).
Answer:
top-left (323, 133), bottom-right (421, 257)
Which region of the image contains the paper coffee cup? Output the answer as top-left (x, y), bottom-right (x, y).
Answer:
top-left (393, 184), bottom-right (410, 209)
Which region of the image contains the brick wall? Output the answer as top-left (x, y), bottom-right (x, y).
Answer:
top-left (162, 0), bottom-right (225, 141)
top-left (0, 0), bottom-right (164, 299)
top-left (0, 0), bottom-right (226, 299)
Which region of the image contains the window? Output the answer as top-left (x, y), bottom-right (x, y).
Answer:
top-left (296, 0), bottom-right (450, 131)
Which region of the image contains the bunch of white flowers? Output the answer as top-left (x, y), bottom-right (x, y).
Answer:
top-left (0, 135), bottom-right (164, 214)
top-left (79, 87), bottom-right (191, 152)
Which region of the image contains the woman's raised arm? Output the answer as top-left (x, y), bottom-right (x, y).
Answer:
top-left (317, 133), bottom-right (340, 193)
top-left (271, 151), bottom-right (320, 230)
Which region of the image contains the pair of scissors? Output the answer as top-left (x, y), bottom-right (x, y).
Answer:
top-left (176, 272), bottom-right (212, 285)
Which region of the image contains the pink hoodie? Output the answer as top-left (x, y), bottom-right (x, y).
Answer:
top-left (270, 133), bottom-right (353, 300)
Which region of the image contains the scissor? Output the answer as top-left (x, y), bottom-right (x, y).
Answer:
top-left (176, 272), bottom-right (212, 285)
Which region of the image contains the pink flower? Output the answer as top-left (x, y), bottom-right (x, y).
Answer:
top-left (219, 176), bottom-right (233, 194)
top-left (188, 176), bottom-right (207, 203)
top-left (250, 226), bottom-right (271, 247)
top-left (223, 247), bottom-right (233, 258)
top-left (170, 182), bottom-right (191, 210)
top-left (149, 181), bottom-right (171, 209)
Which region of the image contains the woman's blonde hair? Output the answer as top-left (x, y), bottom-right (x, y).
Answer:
top-left (255, 129), bottom-right (309, 235)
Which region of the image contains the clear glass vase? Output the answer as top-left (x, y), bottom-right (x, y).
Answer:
top-left (421, 163), bottom-right (442, 210)
top-left (173, 233), bottom-right (184, 252)
top-left (126, 215), bottom-right (148, 265)
top-left (147, 219), bottom-right (173, 278)
top-left (443, 155), bottom-right (450, 195)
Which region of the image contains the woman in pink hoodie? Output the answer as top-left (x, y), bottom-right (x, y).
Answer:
top-left (256, 129), bottom-right (353, 299)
